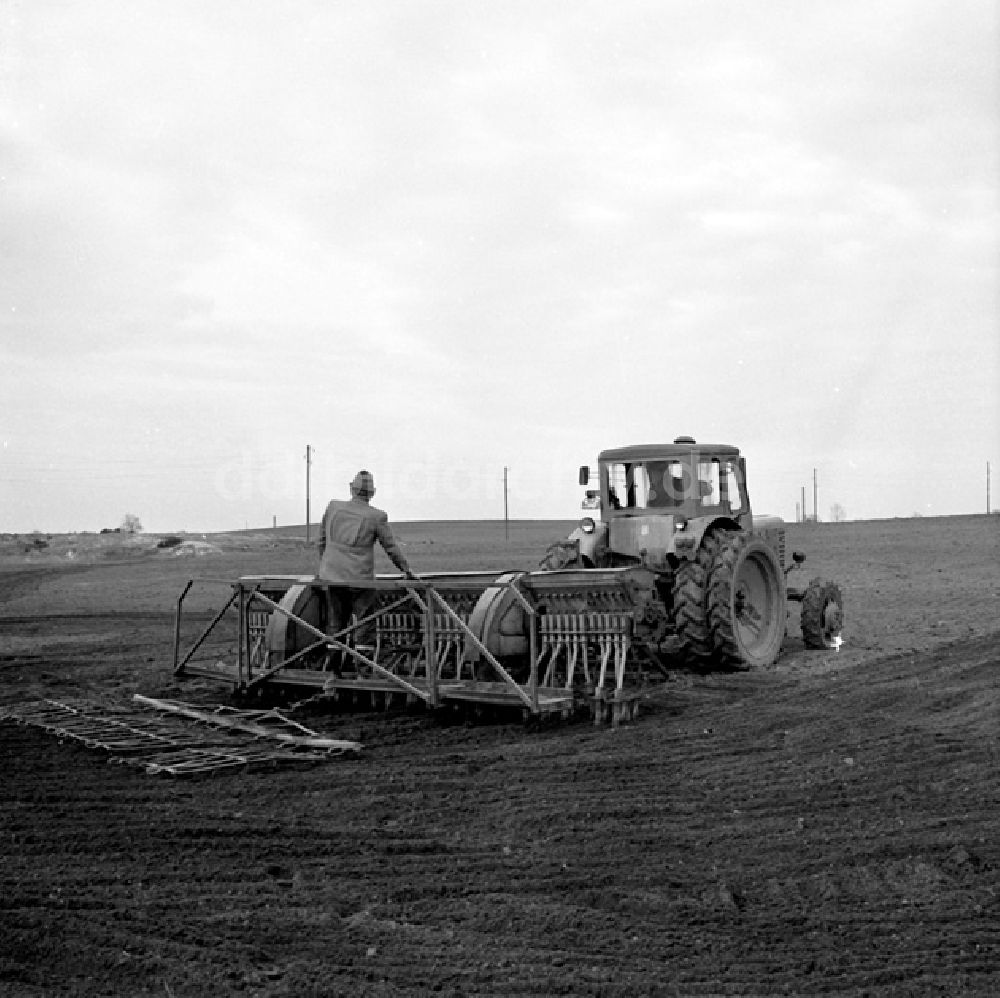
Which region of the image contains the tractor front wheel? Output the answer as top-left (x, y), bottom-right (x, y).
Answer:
top-left (707, 534), bottom-right (786, 669)
top-left (539, 539), bottom-right (586, 570)
top-left (801, 578), bottom-right (844, 649)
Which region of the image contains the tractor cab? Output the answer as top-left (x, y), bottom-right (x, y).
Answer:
top-left (570, 437), bottom-right (752, 569)
top-left (598, 442), bottom-right (749, 516)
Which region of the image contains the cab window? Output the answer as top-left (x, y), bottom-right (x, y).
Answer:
top-left (697, 459), bottom-right (722, 508)
top-left (647, 460), bottom-right (689, 507)
top-left (607, 462), bottom-right (650, 509)
top-left (606, 463), bottom-right (628, 509)
top-left (723, 460), bottom-right (745, 514)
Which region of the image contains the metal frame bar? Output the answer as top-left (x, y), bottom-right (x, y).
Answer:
top-left (422, 584), bottom-right (537, 711)
top-left (172, 580), bottom-right (193, 672)
top-left (132, 695), bottom-right (361, 751)
top-left (247, 589), bottom-right (431, 702)
top-left (237, 584), bottom-right (246, 683)
top-left (256, 590), bottom-right (418, 677)
top-left (174, 574), bottom-right (552, 715)
top-left (173, 585), bottom-right (239, 677)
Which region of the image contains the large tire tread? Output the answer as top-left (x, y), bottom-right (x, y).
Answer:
top-left (801, 577), bottom-right (845, 649)
top-left (706, 530), bottom-right (747, 667)
top-left (707, 532), bottom-right (786, 669)
top-left (671, 529), bottom-right (723, 665)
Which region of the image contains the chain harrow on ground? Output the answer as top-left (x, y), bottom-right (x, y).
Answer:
top-left (0, 698), bottom-right (356, 776)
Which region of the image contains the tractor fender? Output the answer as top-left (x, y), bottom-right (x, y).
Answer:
top-left (668, 515), bottom-right (741, 563)
top-left (750, 514), bottom-right (787, 571)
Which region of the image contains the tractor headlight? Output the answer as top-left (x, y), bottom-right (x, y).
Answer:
top-left (675, 518), bottom-right (687, 531)
top-left (580, 516), bottom-right (596, 534)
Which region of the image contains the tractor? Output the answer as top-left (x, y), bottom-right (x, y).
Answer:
top-left (539, 436), bottom-right (845, 669)
top-left (174, 437), bottom-right (845, 723)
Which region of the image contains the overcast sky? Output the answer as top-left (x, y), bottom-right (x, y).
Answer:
top-left (2, 0), bottom-right (997, 533)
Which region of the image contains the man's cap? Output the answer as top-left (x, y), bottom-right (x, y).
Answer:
top-left (350, 470), bottom-right (376, 497)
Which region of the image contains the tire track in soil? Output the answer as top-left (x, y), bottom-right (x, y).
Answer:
top-left (0, 636), bottom-right (998, 996)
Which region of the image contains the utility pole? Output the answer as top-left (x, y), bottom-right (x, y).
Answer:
top-left (813, 468), bottom-right (818, 523)
top-left (305, 444), bottom-right (312, 542)
top-left (503, 466), bottom-right (509, 541)
top-left (988, 460), bottom-right (992, 514)
top-left (801, 486), bottom-right (806, 523)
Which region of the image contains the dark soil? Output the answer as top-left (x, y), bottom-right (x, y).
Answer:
top-left (0, 517), bottom-right (998, 996)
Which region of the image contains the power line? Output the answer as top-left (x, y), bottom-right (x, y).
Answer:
top-left (504, 465), bottom-right (509, 541)
top-left (305, 444), bottom-right (312, 543)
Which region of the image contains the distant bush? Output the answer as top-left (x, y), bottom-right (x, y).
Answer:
top-left (100, 527), bottom-right (122, 535)
top-left (157, 536), bottom-right (183, 549)
top-left (121, 513), bottom-right (143, 534)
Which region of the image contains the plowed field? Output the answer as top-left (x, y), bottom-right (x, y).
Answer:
top-left (1, 516), bottom-right (998, 996)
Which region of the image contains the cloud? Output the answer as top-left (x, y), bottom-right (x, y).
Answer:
top-left (1, 0), bottom-right (997, 530)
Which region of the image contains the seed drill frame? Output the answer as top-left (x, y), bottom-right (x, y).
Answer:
top-left (173, 571), bottom-right (646, 726)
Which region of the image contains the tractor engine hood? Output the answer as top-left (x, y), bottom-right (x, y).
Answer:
top-left (608, 514), bottom-right (678, 568)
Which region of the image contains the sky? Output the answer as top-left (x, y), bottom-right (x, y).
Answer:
top-left (1, 0), bottom-right (998, 533)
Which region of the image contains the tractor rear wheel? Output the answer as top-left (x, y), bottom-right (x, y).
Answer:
top-left (707, 533), bottom-right (786, 669)
top-left (801, 578), bottom-right (844, 649)
top-left (671, 530), bottom-right (722, 665)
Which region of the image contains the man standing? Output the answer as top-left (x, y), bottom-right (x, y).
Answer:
top-left (317, 469), bottom-right (415, 655)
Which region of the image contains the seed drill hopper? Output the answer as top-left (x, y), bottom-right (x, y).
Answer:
top-left (173, 437), bottom-right (843, 724)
